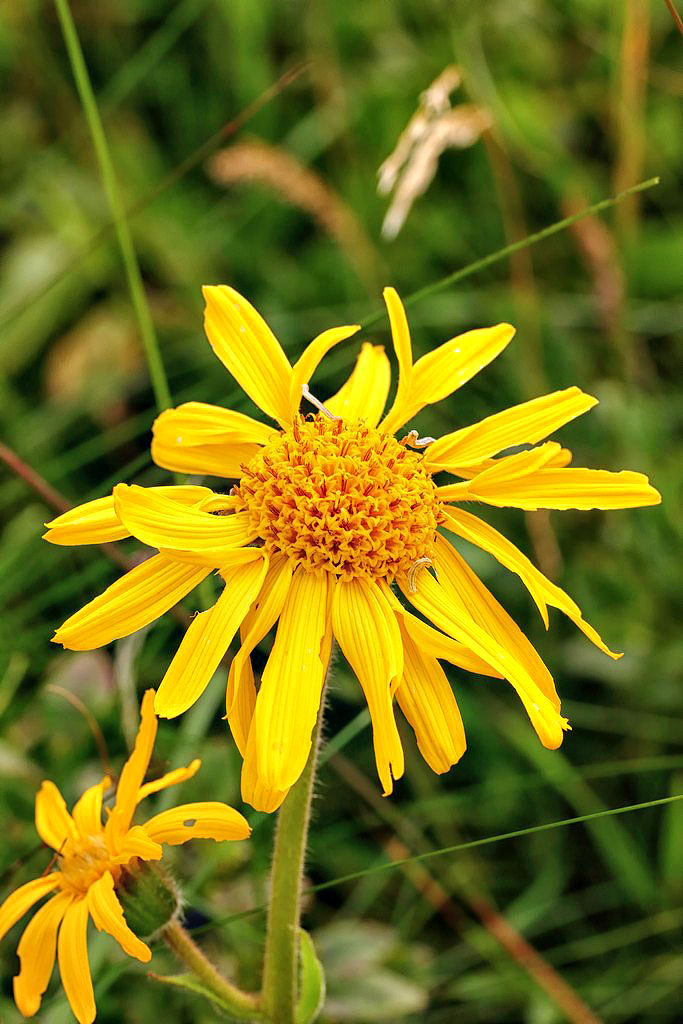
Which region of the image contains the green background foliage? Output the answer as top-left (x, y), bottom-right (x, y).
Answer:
top-left (1, 1), bottom-right (681, 1020)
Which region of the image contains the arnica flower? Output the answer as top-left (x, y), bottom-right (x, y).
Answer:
top-left (46, 286), bottom-right (661, 812)
top-left (0, 690), bottom-right (249, 1023)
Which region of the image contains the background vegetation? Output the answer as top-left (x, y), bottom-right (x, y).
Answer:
top-left (1, 1), bottom-right (681, 1021)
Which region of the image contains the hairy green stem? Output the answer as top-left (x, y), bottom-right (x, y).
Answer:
top-left (53, 0), bottom-right (173, 413)
top-left (261, 711), bottom-right (323, 1023)
top-left (163, 917), bottom-right (263, 1020)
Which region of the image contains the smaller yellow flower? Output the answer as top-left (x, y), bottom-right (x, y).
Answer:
top-left (0, 691), bottom-right (250, 1024)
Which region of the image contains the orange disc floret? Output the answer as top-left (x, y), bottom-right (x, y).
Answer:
top-left (234, 414), bottom-right (440, 581)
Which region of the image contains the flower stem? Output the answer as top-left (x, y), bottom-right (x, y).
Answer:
top-left (261, 709), bottom-right (323, 1023)
top-left (162, 917), bottom-right (263, 1020)
top-left (53, 0), bottom-right (173, 414)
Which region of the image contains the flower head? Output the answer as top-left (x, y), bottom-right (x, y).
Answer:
top-left (0, 691), bottom-right (249, 1023)
top-left (46, 286), bottom-right (661, 812)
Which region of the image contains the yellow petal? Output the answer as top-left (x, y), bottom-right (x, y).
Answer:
top-left (72, 777), bottom-right (111, 838)
top-left (433, 533), bottom-right (560, 710)
top-left (137, 759), bottom-right (201, 803)
top-left (152, 438), bottom-right (263, 478)
top-left (396, 622), bottom-right (466, 774)
top-left (424, 387), bottom-right (597, 472)
top-left (13, 891), bottom-right (73, 1019)
top-left (440, 506), bottom-right (621, 657)
top-left (377, 287), bottom-right (413, 435)
top-left (332, 578), bottom-right (404, 795)
top-left (289, 325), bottom-right (361, 419)
top-left (203, 285), bottom-right (293, 427)
top-left (379, 581), bottom-right (500, 678)
top-left (143, 802), bottom-right (250, 845)
top-left (53, 554), bottom-right (210, 651)
top-left (57, 899), bottom-right (95, 1024)
top-left (226, 553), bottom-right (294, 717)
top-left (380, 293), bottom-right (515, 434)
top-left (114, 483), bottom-right (258, 561)
top-left (152, 401), bottom-right (274, 478)
top-left (108, 691), bottom-right (157, 843)
top-left (0, 875), bottom-right (61, 941)
top-left (87, 871), bottom-right (150, 962)
top-left (35, 780), bottom-right (77, 851)
top-left (436, 442), bottom-right (571, 501)
top-left (399, 566), bottom-right (567, 750)
top-left (241, 721), bottom-right (289, 812)
top-left (227, 644), bottom-right (257, 756)
top-left (471, 467), bottom-right (662, 510)
top-left (155, 558), bottom-right (268, 718)
top-left (253, 568), bottom-right (331, 790)
top-left (325, 343), bottom-right (391, 427)
top-left (111, 825), bottom-right (163, 864)
top-left (43, 485), bottom-right (212, 546)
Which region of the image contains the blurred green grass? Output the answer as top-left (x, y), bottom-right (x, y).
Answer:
top-left (1, 1), bottom-right (682, 1021)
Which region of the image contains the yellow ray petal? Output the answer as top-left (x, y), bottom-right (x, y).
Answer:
top-left (152, 401), bottom-right (274, 477)
top-left (43, 486), bottom-right (212, 546)
top-left (72, 777), bottom-right (111, 838)
top-left (399, 567), bottom-right (567, 750)
top-left (143, 802), bottom-right (250, 845)
top-left (252, 568), bottom-right (331, 791)
top-left (377, 287), bottom-right (413, 435)
top-left (153, 402), bottom-right (275, 446)
top-left (155, 557), bottom-right (268, 719)
top-left (289, 325), bottom-right (361, 419)
top-left (111, 826), bottom-right (163, 864)
top-left (226, 553), bottom-right (294, 717)
top-left (57, 899), bottom-right (95, 1024)
top-left (114, 483), bottom-right (258, 560)
top-left (137, 759), bottom-right (201, 803)
top-left (440, 506), bottom-right (621, 657)
top-left (325, 343), bottom-right (391, 427)
top-left (379, 581), bottom-right (500, 678)
top-left (332, 578), bottom-right (404, 795)
top-left (108, 691), bottom-right (157, 843)
top-left (203, 285), bottom-right (293, 427)
top-left (0, 875), bottom-right (61, 941)
top-left (87, 871), bottom-right (151, 962)
top-left (241, 721), bottom-right (289, 812)
top-left (53, 554), bottom-right (210, 651)
top-left (433, 533), bottom-right (560, 709)
top-left (380, 295), bottom-right (515, 434)
top-left (436, 442), bottom-right (572, 501)
top-left (443, 462), bottom-right (662, 510)
top-left (13, 891), bottom-right (73, 1019)
top-left (152, 438), bottom-right (263, 478)
top-left (424, 387), bottom-right (597, 472)
top-left (227, 645), bottom-right (257, 756)
top-left (396, 622), bottom-right (466, 774)
top-left (35, 780), bottom-right (77, 851)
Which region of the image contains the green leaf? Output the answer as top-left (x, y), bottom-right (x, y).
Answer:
top-left (296, 929), bottom-right (326, 1024)
top-left (150, 972), bottom-right (263, 1022)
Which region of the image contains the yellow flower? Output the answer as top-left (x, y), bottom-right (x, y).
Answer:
top-left (0, 691), bottom-right (249, 1023)
top-left (46, 286), bottom-right (661, 812)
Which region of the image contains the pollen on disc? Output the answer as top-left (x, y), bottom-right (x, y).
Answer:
top-left (234, 415), bottom-right (440, 582)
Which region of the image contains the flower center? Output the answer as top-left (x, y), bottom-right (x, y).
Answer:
top-left (235, 414), bottom-right (440, 581)
top-left (59, 835), bottom-right (118, 894)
